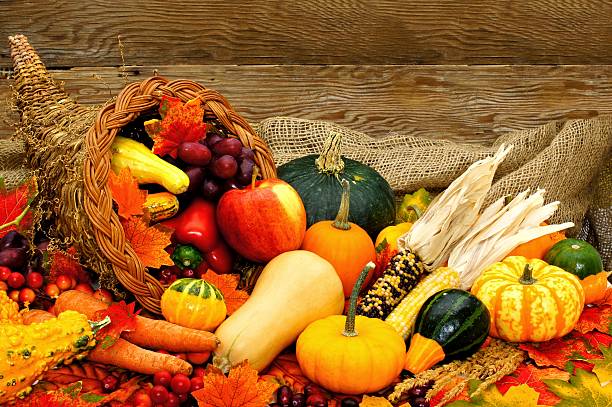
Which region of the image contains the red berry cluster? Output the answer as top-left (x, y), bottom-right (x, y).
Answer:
top-left (269, 384), bottom-right (347, 407)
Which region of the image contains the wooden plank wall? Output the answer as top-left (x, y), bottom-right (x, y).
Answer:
top-left (1, 0), bottom-right (612, 142)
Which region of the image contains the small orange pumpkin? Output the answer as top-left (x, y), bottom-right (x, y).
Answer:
top-left (581, 272), bottom-right (609, 304)
top-left (506, 222), bottom-right (566, 259)
top-left (296, 263), bottom-right (406, 394)
top-left (301, 179), bottom-right (376, 297)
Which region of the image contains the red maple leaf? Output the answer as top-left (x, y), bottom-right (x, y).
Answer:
top-left (0, 178), bottom-right (36, 238)
top-left (496, 363), bottom-right (569, 405)
top-left (144, 96), bottom-right (207, 158)
top-left (49, 246), bottom-right (90, 284)
top-left (580, 330), bottom-right (612, 349)
top-left (92, 301), bottom-right (140, 349)
top-left (519, 333), bottom-right (602, 371)
top-left (574, 304), bottom-right (612, 334)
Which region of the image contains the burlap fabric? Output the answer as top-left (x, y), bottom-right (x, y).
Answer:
top-left (257, 116), bottom-right (612, 268)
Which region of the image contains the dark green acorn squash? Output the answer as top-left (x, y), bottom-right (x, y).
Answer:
top-left (277, 133), bottom-right (395, 236)
top-left (544, 238), bottom-right (603, 280)
top-left (404, 289), bottom-right (490, 373)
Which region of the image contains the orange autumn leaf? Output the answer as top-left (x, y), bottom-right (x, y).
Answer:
top-left (201, 271), bottom-right (249, 315)
top-left (574, 304), bottom-right (612, 335)
top-left (144, 96), bottom-right (207, 158)
top-left (192, 360), bottom-right (277, 407)
top-left (122, 217), bottom-right (173, 269)
top-left (108, 167), bottom-right (147, 219)
top-left (496, 364), bottom-right (570, 405)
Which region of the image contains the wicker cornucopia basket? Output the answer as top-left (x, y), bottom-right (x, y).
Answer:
top-left (9, 34), bottom-right (276, 313)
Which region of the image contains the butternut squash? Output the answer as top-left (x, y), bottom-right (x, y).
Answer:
top-left (213, 250), bottom-right (344, 372)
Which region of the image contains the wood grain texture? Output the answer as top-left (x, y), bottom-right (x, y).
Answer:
top-left (2, 0), bottom-right (612, 67)
top-left (2, 64), bottom-right (611, 141)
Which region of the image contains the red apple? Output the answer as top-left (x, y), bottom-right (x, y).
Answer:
top-left (216, 178), bottom-right (306, 262)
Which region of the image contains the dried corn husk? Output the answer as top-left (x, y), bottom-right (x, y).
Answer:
top-left (449, 188), bottom-right (574, 289)
top-left (398, 144), bottom-right (512, 270)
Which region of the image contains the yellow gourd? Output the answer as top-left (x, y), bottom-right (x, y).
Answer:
top-left (161, 278), bottom-right (227, 331)
top-left (0, 295), bottom-right (109, 404)
top-left (144, 192), bottom-right (179, 222)
top-left (214, 251), bottom-right (344, 372)
top-left (296, 263), bottom-right (406, 394)
top-left (471, 256), bottom-right (584, 342)
top-left (0, 290), bottom-right (22, 324)
top-left (375, 222), bottom-right (413, 254)
top-left (111, 136), bottom-right (190, 194)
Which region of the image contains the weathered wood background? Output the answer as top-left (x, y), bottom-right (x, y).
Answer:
top-left (1, 0), bottom-right (612, 142)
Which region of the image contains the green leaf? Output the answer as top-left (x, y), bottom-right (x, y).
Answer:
top-left (375, 238), bottom-right (389, 254)
top-left (448, 384), bottom-right (540, 406)
top-left (99, 335), bottom-right (118, 350)
top-left (544, 368), bottom-right (612, 406)
top-left (593, 344), bottom-right (612, 384)
top-left (62, 381), bottom-right (83, 399)
top-left (80, 393), bottom-right (106, 403)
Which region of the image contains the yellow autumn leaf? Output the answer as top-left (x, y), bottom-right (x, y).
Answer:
top-left (592, 344), bottom-right (612, 384)
top-left (359, 395), bottom-right (393, 407)
top-left (448, 383), bottom-right (544, 407)
top-left (545, 368), bottom-right (612, 407)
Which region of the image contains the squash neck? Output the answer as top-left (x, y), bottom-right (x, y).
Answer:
top-left (519, 264), bottom-right (537, 285)
top-left (343, 262), bottom-right (375, 337)
top-left (315, 132), bottom-right (345, 175)
top-left (332, 179), bottom-right (351, 230)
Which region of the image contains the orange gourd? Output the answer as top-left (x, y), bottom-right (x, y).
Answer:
top-left (301, 179), bottom-right (376, 297)
top-left (581, 272), bottom-right (609, 304)
top-left (471, 256), bottom-right (585, 342)
top-left (507, 222), bottom-right (566, 259)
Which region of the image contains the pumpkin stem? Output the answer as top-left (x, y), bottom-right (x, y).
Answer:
top-left (343, 261), bottom-right (376, 337)
top-left (519, 264), bottom-right (537, 285)
top-left (89, 316), bottom-right (111, 335)
top-left (315, 132), bottom-right (345, 175)
top-left (251, 166), bottom-right (259, 190)
top-left (332, 179), bottom-right (351, 230)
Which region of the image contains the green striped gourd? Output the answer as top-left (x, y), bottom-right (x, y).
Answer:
top-left (161, 278), bottom-right (227, 331)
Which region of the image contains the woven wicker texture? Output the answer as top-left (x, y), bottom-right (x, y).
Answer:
top-left (258, 116), bottom-right (612, 268)
top-left (9, 34), bottom-right (276, 313)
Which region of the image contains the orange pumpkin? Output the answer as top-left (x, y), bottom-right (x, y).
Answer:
top-left (507, 223), bottom-right (566, 259)
top-left (471, 256), bottom-right (584, 342)
top-left (301, 179), bottom-right (376, 297)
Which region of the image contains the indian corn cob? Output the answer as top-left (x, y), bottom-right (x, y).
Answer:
top-left (385, 267), bottom-right (460, 339)
top-left (357, 249), bottom-right (426, 319)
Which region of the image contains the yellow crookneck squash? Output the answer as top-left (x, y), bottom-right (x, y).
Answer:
top-left (296, 262), bottom-right (406, 394)
top-left (0, 291), bottom-right (109, 404)
top-left (471, 256), bottom-right (585, 342)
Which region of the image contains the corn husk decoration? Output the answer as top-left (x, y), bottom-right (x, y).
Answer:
top-left (358, 145), bottom-right (512, 319)
top-left (398, 144), bottom-right (513, 271)
top-left (448, 188), bottom-right (574, 289)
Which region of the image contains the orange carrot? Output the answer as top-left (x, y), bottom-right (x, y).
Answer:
top-left (55, 290), bottom-right (220, 352)
top-left (88, 339), bottom-right (193, 375)
top-left (23, 308), bottom-right (192, 375)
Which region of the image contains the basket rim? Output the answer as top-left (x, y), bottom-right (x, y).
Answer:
top-left (83, 76), bottom-right (276, 313)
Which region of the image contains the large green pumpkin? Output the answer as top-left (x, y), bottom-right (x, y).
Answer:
top-left (277, 133), bottom-right (395, 236)
top-left (544, 238), bottom-right (603, 280)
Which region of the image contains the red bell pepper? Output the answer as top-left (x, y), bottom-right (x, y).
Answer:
top-left (163, 198), bottom-right (234, 274)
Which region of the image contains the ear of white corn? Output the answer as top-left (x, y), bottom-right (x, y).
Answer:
top-left (385, 267), bottom-right (461, 340)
